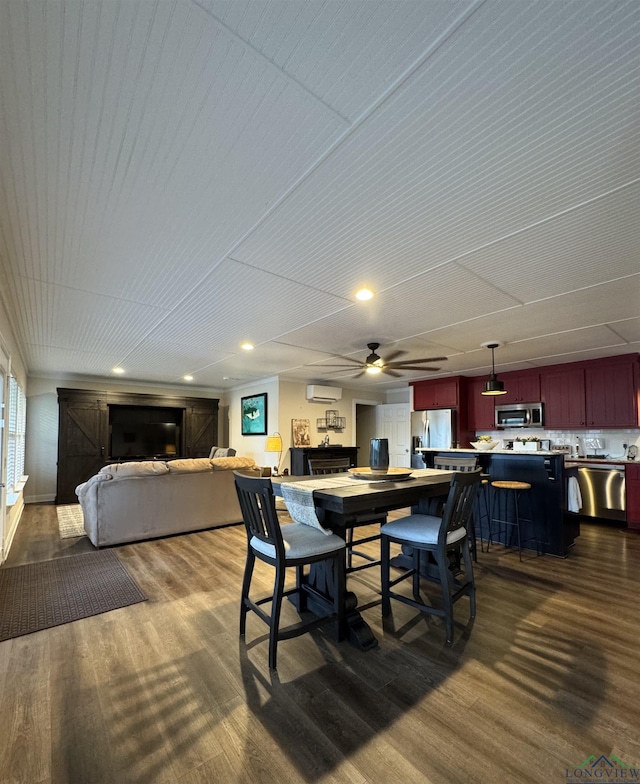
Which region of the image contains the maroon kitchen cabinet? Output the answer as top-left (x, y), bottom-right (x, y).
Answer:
top-left (467, 376), bottom-right (495, 431)
top-left (411, 377), bottom-right (460, 410)
top-left (542, 355), bottom-right (639, 429)
top-left (498, 371), bottom-right (541, 405)
top-left (541, 367), bottom-right (587, 428)
top-left (585, 358), bottom-right (639, 427)
top-left (626, 463), bottom-right (640, 530)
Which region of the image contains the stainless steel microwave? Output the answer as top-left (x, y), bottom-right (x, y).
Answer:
top-left (495, 403), bottom-right (544, 429)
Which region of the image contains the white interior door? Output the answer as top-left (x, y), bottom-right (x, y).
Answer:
top-left (376, 403), bottom-right (411, 468)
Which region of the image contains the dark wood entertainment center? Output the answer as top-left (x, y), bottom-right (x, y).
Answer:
top-left (56, 387), bottom-right (219, 504)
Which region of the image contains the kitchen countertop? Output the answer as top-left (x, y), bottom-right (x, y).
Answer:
top-left (415, 447), bottom-right (558, 456)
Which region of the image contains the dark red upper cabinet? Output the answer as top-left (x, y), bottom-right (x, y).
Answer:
top-left (498, 371), bottom-right (541, 405)
top-left (412, 377), bottom-right (460, 410)
top-left (467, 377), bottom-right (496, 431)
top-left (541, 367), bottom-right (587, 428)
top-left (585, 357), bottom-right (639, 427)
top-left (541, 354), bottom-right (639, 429)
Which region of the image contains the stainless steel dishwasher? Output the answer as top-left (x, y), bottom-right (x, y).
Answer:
top-left (575, 463), bottom-right (626, 521)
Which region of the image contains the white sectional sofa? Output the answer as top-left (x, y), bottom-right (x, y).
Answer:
top-left (76, 456), bottom-right (256, 547)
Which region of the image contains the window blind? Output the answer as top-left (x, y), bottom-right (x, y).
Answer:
top-left (7, 375), bottom-right (26, 493)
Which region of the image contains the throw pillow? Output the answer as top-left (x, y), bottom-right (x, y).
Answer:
top-left (213, 447), bottom-right (237, 458)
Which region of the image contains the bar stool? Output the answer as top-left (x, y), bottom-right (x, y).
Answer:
top-left (488, 480), bottom-right (538, 561)
top-left (476, 473), bottom-right (492, 552)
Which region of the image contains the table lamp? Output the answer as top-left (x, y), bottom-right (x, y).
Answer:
top-left (265, 432), bottom-right (283, 476)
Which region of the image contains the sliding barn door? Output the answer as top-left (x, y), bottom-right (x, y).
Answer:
top-left (57, 390), bottom-right (108, 504)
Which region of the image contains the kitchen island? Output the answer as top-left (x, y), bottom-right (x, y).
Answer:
top-left (417, 447), bottom-right (578, 557)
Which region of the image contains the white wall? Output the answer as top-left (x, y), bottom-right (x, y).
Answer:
top-left (223, 378), bottom-right (386, 473)
top-left (224, 376), bottom-right (281, 470)
top-left (385, 387), bottom-right (411, 405)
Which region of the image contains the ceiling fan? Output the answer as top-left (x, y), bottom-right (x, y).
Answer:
top-left (320, 343), bottom-right (447, 378)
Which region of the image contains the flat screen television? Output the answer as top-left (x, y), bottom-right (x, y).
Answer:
top-left (110, 422), bottom-right (178, 460)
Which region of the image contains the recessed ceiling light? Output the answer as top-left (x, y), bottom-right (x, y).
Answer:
top-left (241, 342), bottom-right (254, 351)
top-left (112, 367), bottom-right (125, 375)
top-left (356, 288), bottom-right (374, 301)
top-left (183, 375), bottom-right (194, 382)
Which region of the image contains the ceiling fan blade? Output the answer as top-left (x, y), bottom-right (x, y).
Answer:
top-left (327, 367), bottom-right (366, 375)
top-left (326, 354), bottom-right (364, 365)
top-left (328, 368), bottom-right (366, 378)
top-left (389, 355), bottom-right (448, 366)
top-left (381, 368), bottom-right (402, 377)
top-left (381, 349), bottom-right (407, 363)
top-left (319, 363), bottom-right (366, 368)
top-left (387, 365), bottom-right (441, 372)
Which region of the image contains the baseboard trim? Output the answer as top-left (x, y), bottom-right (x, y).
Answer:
top-left (25, 494), bottom-right (56, 504)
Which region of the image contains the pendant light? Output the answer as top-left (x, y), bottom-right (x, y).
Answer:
top-left (481, 341), bottom-right (507, 396)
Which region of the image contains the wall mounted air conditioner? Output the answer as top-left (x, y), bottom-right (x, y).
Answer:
top-left (306, 385), bottom-right (342, 403)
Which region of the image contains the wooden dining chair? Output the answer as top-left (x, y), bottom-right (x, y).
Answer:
top-left (307, 458), bottom-right (386, 574)
top-left (433, 455), bottom-right (481, 560)
top-left (233, 471), bottom-right (346, 671)
top-left (381, 469), bottom-right (481, 645)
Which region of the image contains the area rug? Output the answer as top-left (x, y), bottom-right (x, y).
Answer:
top-left (56, 504), bottom-right (85, 539)
top-left (0, 550), bottom-right (147, 642)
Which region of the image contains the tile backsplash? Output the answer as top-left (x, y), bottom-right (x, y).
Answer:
top-left (476, 428), bottom-right (640, 458)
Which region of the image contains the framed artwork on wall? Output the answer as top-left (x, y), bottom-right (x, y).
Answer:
top-left (292, 418), bottom-right (311, 447)
top-left (241, 393), bottom-right (268, 435)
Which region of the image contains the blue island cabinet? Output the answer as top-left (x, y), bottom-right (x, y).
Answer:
top-left (420, 450), bottom-right (578, 557)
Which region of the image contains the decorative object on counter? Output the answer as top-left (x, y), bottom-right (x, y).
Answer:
top-left (471, 436), bottom-right (499, 451)
top-left (513, 437), bottom-right (541, 452)
top-left (369, 438), bottom-right (390, 472)
top-left (316, 409), bottom-right (346, 431)
top-left (265, 432), bottom-right (283, 475)
top-left (480, 341), bottom-right (507, 396)
top-left (292, 418), bottom-right (311, 447)
top-left (628, 445), bottom-right (638, 461)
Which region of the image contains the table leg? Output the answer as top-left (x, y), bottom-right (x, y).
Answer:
top-left (303, 560), bottom-right (378, 650)
top-left (291, 511), bottom-right (379, 651)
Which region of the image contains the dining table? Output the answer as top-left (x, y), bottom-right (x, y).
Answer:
top-left (271, 468), bottom-right (453, 650)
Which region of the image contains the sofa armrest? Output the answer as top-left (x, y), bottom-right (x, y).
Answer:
top-left (76, 473), bottom-right (112, 546)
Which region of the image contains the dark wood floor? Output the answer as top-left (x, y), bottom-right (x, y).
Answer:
top-left (1, 504), bottom-right (639, 784)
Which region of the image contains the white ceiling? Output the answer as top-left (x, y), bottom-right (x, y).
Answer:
top-left (0, 0), bottom-right (638, 392)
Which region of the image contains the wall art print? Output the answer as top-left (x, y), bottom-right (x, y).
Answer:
top-left (241, 393), bottom-right (268, 436)
top-left (292, 418), bottom-right (311, 447)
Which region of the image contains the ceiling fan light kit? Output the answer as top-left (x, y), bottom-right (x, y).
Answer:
top-left (481, 341), bottom-right (508, 396)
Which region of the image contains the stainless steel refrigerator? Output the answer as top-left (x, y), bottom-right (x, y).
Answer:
top-left (411, 409), bottom-right (456, 461)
